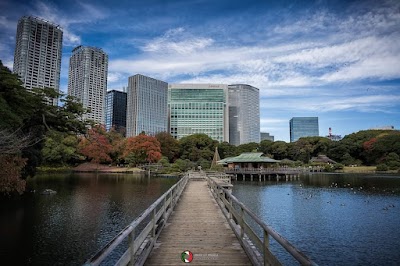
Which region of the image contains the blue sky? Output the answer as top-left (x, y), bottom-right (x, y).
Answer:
top-left (1, 0), bottom-right (399, 142)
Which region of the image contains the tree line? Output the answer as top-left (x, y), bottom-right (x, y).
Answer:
top-left (1, 60), bottom-right (399, 195)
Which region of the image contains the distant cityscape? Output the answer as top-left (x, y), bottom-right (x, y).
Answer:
top-left (11, 16), bottom-right (395, 144)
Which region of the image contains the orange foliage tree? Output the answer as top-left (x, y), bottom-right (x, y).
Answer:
top-left (78, 125), bottom-right (112, 164)
top-left (123, 134), bottom-right (162, 166)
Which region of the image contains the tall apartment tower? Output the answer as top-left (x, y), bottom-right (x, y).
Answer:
top-left (68, 46), bottom-right (108, 124)
top-left (168, 84), bottom-right (229, 142)
top-left (289, 117), bottom-right (319, 142)
top-left (13, 16), bottom-right (63, 105)
top-left (105, 90), bottom-right (127, 135)
top-left (228, 84), bottom-right (260, 145)
top-left (126, 74), bottom-right (168, 137)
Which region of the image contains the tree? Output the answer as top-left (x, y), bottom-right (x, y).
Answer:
top-left (78, 125), bottom-right (112, 164)
top-left (259, 140), bottom-right (274, 156)
top-left (123, 134), bottom-right (162, 166)
top-left (155, 132), bottom-right (180, 162)
top-left (0, 60), bottom-right (89, 180)
top-left (106, 127), bottom-right (126, 165)
top-left (218, 141), bottom-right (237, 159)
top-left (270, 141), bottom-right (289, 160)
top-left (179, 134), bottom-right (217, 162)
top-left (42, 131), bottom-right (81, 166)
top-left (236, 142), bottom-right (260, 154)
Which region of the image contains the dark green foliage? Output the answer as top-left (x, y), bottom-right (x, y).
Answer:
top-left (155, 132), bottom-right (180, 162)
top-left (178, 133), bottom-right (218, 162)
top-left (376, 164), bottom-right (388, 171)
top-left (236, 142), bottom-right (259, 154)
top-left (217, 141), bottom-right (237, 158)
top-left (0, 60), bottom-right (89, 184)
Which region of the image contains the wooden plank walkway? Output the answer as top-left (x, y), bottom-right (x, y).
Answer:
top-left (145, 179), bottom-right (252, 265)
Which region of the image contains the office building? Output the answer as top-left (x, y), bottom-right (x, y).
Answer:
top-left (228, 84), bottom-right (260, 145)
top-left (105, 90), bottom-right (127, 135)
top-left (13, 16), bottom-right (63, 105)
top-left (68, 45), bottom-right (108, 124)
top-left (289, 117), bottom-right (319, 142)
top-left (260, 132), bottom-right (274, 142)
top-left (126, 74), bottom-right (168, 137)
top-left (168, 84), bottom-right (229, 142)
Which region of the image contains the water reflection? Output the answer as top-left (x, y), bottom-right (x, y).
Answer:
top-left (0, 172), bottom-right (178, 266)
top-left (232, 173), bottom-right (400, 265)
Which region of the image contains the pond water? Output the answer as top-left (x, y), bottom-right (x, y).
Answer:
top-left (232, 173), bottom-right (400, 265)
top-left (1, 172), bottom-right (399, 265)
top-left (0, 172), bottom-right (178, 265)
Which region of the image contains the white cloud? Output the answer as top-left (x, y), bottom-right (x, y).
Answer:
top-left (142, 27), bottom-right (214, 55)
top-left (33, 1), bottom-right (109, 46)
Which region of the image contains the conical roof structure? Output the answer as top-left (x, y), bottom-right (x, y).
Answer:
top-left (211, 146), bottom-right (221, 168)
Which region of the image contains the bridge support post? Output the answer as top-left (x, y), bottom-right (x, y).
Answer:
top-left (259, 174), bottom-right (261, 182)
top-left (251, 174), bottom-right (253, 182)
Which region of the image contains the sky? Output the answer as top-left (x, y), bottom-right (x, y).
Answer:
top-left (1, 0), bottom-right (399, 142)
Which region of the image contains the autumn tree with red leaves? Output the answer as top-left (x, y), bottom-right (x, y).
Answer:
top-left (78, 125), bottom-right (112, 165)
top-left (123, 134), bottom-right (162, 166)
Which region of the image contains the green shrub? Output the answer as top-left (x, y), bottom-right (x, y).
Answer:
top-left (376, 164), bottom-right (388, 171)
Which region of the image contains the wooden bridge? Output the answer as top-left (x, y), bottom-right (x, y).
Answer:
top-left (84, 171), bottom-right (317, 266)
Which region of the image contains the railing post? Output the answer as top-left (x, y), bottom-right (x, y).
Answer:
top-left (169, 190), bottom-right (173, 209)
top-left (240, 206), bottom-right (244, 239)
top-left (263, 229), bottom-right (269, 266)
top-left (228, 197), bottom-right (232, 219)
top-left (163, 195), bottom-right (167, 220)
top-left (152, 209), bottom-right (156, 237)
top-left (128, 227), bottom-right (135, 266)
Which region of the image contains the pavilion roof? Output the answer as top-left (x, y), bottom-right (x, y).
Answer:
top-left (218, 152), bottom-right (280, 164)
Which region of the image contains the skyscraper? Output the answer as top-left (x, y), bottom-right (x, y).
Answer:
top-left (228, 84), bottom-right (260, 145)
top-left (289, 117), bottom-right (319, 142)
top-left (105, 89), bottom-right (127, 135)
top-left (126, 74), bottom-right (168, 137)
top-left (13, 16), bottom-right (63, 105)
top-left (168, 84), bottom-right (229, 142)
top-left (68, 45), bottom-right (108, 124)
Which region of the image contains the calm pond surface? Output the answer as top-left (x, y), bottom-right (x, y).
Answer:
top-left (232, 173), bottom-right (400, 265)
top-left (0, 172), bottom-right (178, 265)
top-left (1, 172), bottom-right (399, 265)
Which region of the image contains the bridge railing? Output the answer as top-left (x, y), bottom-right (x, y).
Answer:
top-left (207, 175), bottom-right (318, 266)
top-left (84, 173), bottom-right (188, 266)
top-left (225, 167), bottom-right (307, 174)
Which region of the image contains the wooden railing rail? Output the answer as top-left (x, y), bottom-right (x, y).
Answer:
top-left (84, 173), bottom-right (188, 266)
top-left (207, 175), bottom-right (318, 266)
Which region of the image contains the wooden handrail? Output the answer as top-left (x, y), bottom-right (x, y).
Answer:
top-left (84, 173), bottom-right (189, 266)
top-left (206, 174), bottom-right (318, 266)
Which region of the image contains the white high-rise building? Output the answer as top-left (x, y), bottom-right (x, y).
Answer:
top-left (126, 74), bottom-right (168, 137)
top-left (68, 46), bottom-right (108, 124)
top-left (13, 16), bottom-right (63, 105)
top-left (228, 84), bottom-right (260, 145)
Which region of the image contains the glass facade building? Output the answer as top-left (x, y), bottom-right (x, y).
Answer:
top-left (126, 74), bottom-right (168, 137)
top-left (260, 132), bottom-right (274, 142)
top-left (105, 90), bottom-right (127, 135)
top-left (168, 84), bottom-right (229, 142)
top-left (13, 16), bottom-right (63, 105)
top-left (228, 84), bottom-right (260, 145)
top-left (289, 117), bottom-right (319, 142)
top-left (68, 46), bottom-right (108, 124)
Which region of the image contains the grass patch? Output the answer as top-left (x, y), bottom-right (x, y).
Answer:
top-left (343, 166), bottom-right (376, 173)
